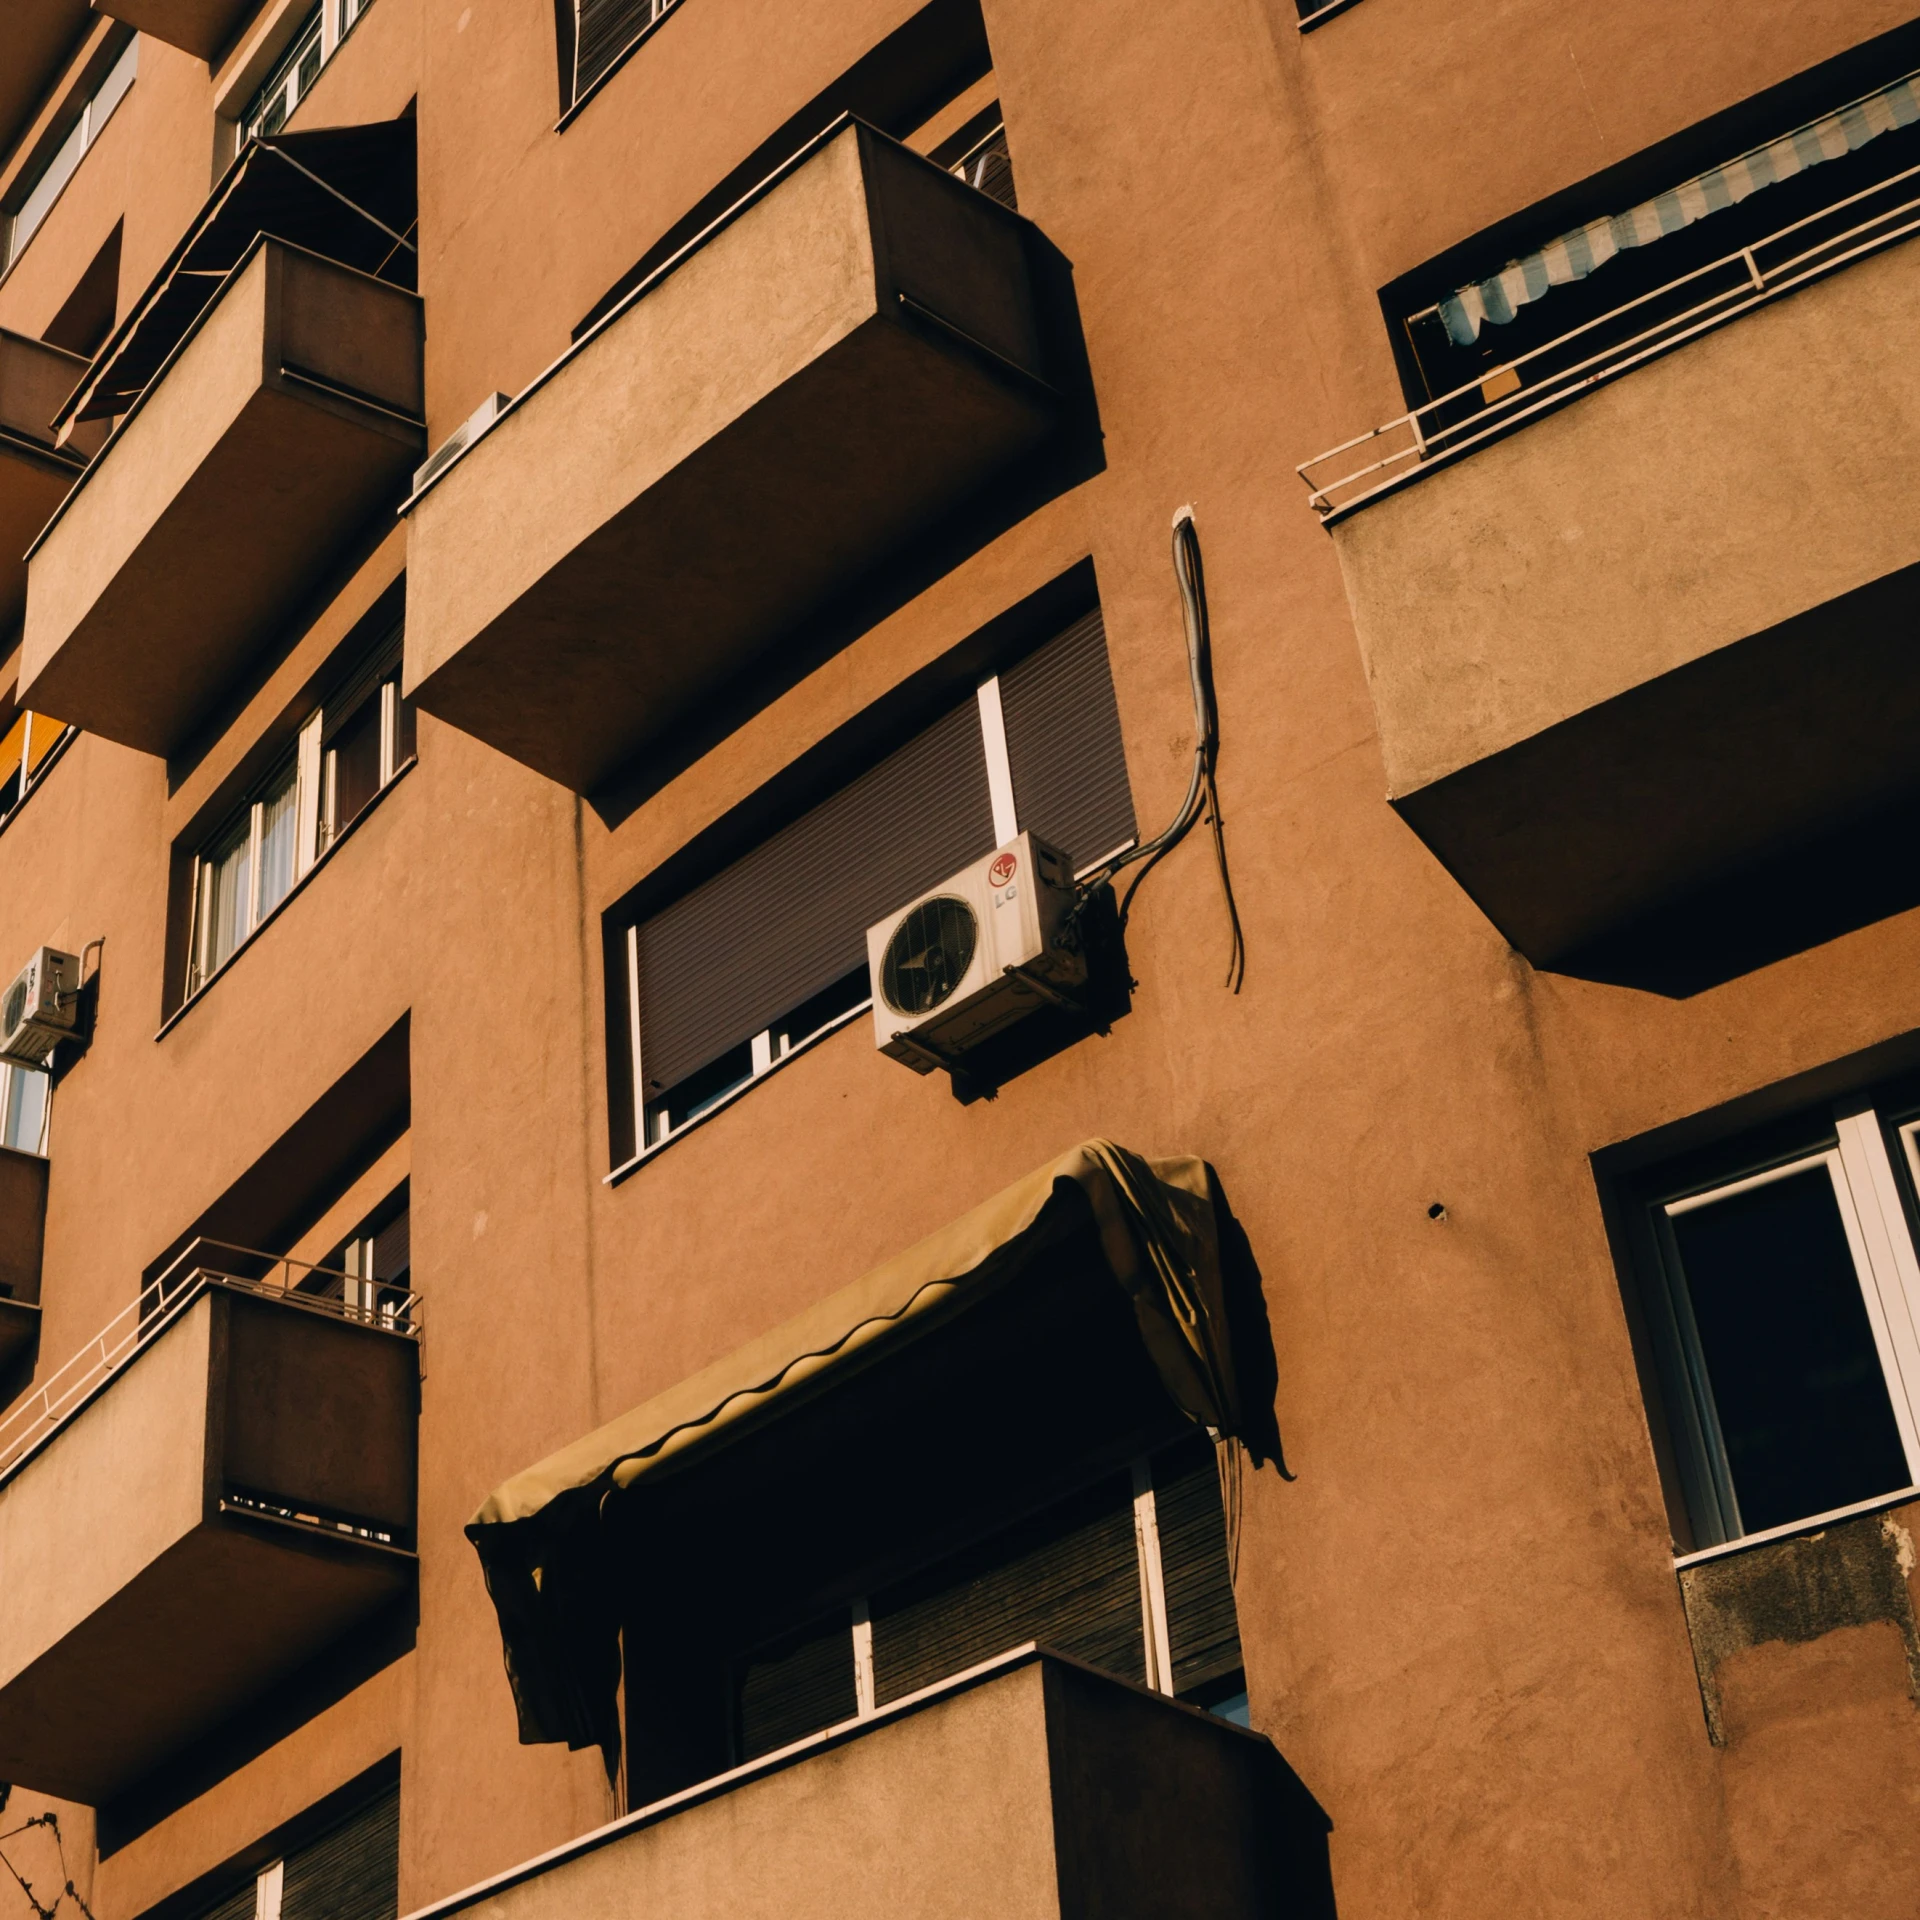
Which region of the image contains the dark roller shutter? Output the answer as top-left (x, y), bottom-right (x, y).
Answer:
top-left (281, 1785), bottom-right (399, 1920)
top-left (633, 700), bottom-right (995, 1096)
top-left (196, 1882), bottom-right (258, 1920)
top-left (999, 610), bottom-right (1136, 872)
top-left (372, 1204), bottom-right (409, 1286)
top-left (735, 1610), bottom-right (857, 1762)
top-left (576, 0), bottom-right (667, 98)
top-left (1153, 1436), bottom-right (1243, 1699)
top-left (869, 1472), bottom-right (1143, 1704)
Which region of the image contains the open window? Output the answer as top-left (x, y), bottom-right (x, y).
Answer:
top-left (609, 604), bottom-right (1134, 1164)
top-left (1612, 1090), bottom-right (1920, 1555)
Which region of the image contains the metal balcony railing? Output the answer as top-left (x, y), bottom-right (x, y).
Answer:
top-left (0, 1239), bottom-right (420, 1488)
top-left (1298, 160), bottom-right (1920, 521)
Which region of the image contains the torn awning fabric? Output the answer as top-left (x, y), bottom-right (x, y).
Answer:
top-left (56, 120), bottom-right (417, 428)
top-left (465, 1140), bottom-right (1283, 1762)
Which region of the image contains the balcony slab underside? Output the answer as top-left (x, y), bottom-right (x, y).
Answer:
top-left (0, 1286), bottom-right (417, 1804)
top-left (93, 0), bottom-right (256, 61)
top-left (405, 121), bottom-right (1056, 795)
top-left (21, 241), bottom-right (424, 759)
top-left (1331, 235), bottom-right (1920, 966)
top-left (426, 1654), bottom-right (1331, 1920)
top-left (2, 3), bottom-right (92, 157)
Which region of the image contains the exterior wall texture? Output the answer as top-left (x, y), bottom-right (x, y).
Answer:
top-left (0, 3), bottom-right (1916, 1919)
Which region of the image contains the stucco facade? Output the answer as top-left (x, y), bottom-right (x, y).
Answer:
top-left (0, 2), bottom-right (1916, 1917)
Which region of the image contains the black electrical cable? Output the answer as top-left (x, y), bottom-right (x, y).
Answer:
top-left (1076, 507), bottom-right (1245, 991)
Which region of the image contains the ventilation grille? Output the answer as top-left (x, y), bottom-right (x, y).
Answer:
top-left (411, 391), bottom-right (509, 494)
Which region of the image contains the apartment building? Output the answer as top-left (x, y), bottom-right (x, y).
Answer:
top-left (0, 0), bottom-right (1915, 1915)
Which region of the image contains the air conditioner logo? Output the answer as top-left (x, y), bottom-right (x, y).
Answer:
top-left (989, 851), bottom-right (1018, 887)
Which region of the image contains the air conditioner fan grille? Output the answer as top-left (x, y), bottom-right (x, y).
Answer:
top-left (882, 897), bottom-right (977, 1017)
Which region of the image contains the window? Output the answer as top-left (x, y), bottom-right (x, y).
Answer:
top-left (1625, 1097), bottom-right (1920, 1554)
top-left (4, 38), bottom-right (136, 270)
top-left (187, 1785), bottom-right (399, 1920)
top-left (0, 709), bottom-right (72, 831)
top-left (187, 630), bottom-right (412, 998)
top-left (614, 608), bottom-right (1135, 1162)
top-left (734, 1435), bottom-right (1246, 1765)
top-left (0, 1062), bottom-right (49, 1157)
top-left (242, 0), bottom-right (377, 142)
top-left (303, 1186), bottom-right (411, 1329)
top-left (571, 0), bottom-right (685, 104)
top-left (930, 107), bottom-right (1017, 212)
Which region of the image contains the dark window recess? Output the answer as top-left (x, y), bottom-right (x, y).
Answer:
top-left (1000, 608), bottom-right (1136, 872)
top-left (574, 0), bottom-right (679, 101)
top-left (947, 122), bottom-right (1016, 211)
top-left (634, 698), bottom-right (996, 1102)
top-left (281, 1785), bottom-right (400, 1920)
top-left (1664, 1169), bottom-right (1910, 1537)
top-left (736, 1612), bottom-right (858, 1763)
top-left (1393, 55), bottom-right (1920, 416)
top-left (871, 1473), bottom-right (1145, 1704)
top-left (1154, 1435), bottom-right (1243, 1703)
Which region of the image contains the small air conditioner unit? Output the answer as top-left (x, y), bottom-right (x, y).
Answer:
top-left (411, 391), bottom-right (510, 496)
top-left (0, 947), bottom-right (79, 1068)
top-left (867, 833), bottom-right (1085, 1073)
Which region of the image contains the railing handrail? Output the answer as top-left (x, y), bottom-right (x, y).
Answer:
top-left (1299, 158), bottom-right (1920, 520)
top-left (0, 1239), bottom-right (420, 1490)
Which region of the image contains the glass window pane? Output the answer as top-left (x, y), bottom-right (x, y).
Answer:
top-left (1669, 1165), bottom-right (1912, 1534)
top-left (328, 691), bottom-right (384, 833)
top-left (87, 38), bottom-right (138, 141)
top-left (202, 816), bottom-right (254, 977)
top-left (3, 1066), bottom-right (48, 1155)
top-left (256, 765), bottom-right (299, 920)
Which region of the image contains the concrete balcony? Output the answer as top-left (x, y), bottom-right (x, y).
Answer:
top-left (1327, 233), bottom-right (1920, 968)
top-left (92, 0), bottom-right (253, 61)
top-left (0, 1148), bottom-right (49, 1378)
top-left (413, 1651), bottom-right (1332, 1920)
top-left (0, 331), bottom-right (96, 634)
top-left (20, 240), bottom-right (424, 758)
top-left (404, 118), bottom-right (1058, 793)
top-left (0, 1276), bottom-right (418, 1804)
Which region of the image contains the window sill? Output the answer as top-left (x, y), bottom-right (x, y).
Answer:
top-left (1672, 1483), bottom-right (1920, 1570)
top-left (1297, 0), bottom-right (1366, 29)
top-left (155, 755), bottom-right (416, 1042)
top-left (606, 996), bottom-right (870, 1186)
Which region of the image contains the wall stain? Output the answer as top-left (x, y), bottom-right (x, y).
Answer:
top-left (1677, 1511), bottom-right (1920, 1745)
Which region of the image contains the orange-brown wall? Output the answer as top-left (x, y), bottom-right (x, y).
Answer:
top-left (1, 2), bottom-right (1917, 1917)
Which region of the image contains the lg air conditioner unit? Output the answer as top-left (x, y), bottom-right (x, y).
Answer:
top-left (867, 833), bottom-right (1085, 1073)
top-left (0, 947), bottom-right (78, 1068)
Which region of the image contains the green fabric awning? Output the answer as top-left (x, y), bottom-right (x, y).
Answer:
top-left (467, 1140), bottom-right (1283, 1761)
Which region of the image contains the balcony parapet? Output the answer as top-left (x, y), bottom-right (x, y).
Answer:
top-left (0, 1246), bottom-right (419, 1803)
top-left (402, 116), bottom-right (1058, 793)
top-left (0, 331), bottom-right (99, 633)
top-left (1299, 175), bottom-right (1920, 965)
top-left (20, 237), bottom-right (424, 758)
top-left (398, 1648), bottom-right (1332, 1920)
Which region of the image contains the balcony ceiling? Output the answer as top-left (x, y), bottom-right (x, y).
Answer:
top-left (1, 3), bottom-right (92, 158)
top-left (91, 0), bottom-right (256, 62)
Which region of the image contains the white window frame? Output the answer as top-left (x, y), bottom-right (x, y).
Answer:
top-left (185, 665), bottom-right (408, 1001)
top-left (0, 712), bottom-right (73, 829)
top-left (0, 1060), bottom-right (51, 1157)
top-left (243, 0), bottom-right (375, 144)
top-left (1663, 1108), bottom-right (1920, 1566)
top-left (619, 665), bottom-right (1138, 1172)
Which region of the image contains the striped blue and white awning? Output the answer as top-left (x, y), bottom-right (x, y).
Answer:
top-left (1437, 70), bottom-right (1920, 346)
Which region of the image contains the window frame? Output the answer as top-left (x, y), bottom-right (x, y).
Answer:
top-left (611, 665), bottom-right (1134, 1176)
top-left (0, 710), bottom-right (75, 837)
top-left (1635, 1100), bottom-right (1920, 1564)
top-left (240, 0), bottom-right (377, 145)
top-left (3, 36), bottom-right (137, 272)
top-left (180, 640), bottom-right (413, 1008)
